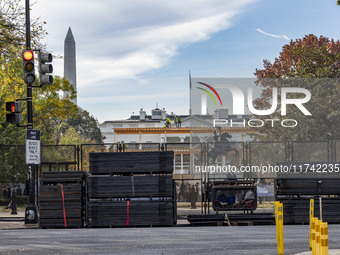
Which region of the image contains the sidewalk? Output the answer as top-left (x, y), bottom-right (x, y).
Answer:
top-left (0, 207), bottom-right (36, 230)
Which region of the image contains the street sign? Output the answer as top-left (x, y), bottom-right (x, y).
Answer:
top-left (26, 129), bottom-right (41, 164)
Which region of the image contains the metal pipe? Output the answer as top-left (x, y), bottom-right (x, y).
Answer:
top-left (25, 0), bottom-right (30, 49)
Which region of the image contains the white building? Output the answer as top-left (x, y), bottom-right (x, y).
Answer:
top-left (99, 107), bottom-right (189, 144)
top-left (99, 107), bottom-right (253, 144)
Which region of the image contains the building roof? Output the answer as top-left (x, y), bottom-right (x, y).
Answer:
top-left (113, 127), bottom-right (256, 134)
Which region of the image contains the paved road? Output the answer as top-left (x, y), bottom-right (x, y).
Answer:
top-left (0, 225), bottom-right (340, 255)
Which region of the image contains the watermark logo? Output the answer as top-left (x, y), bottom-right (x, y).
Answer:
top-left (193, 79), bottom-right (312, 128)
top-left (196, 82), bottom-right (311, 116)
top-left (196, 82), bottom-right (223, 106)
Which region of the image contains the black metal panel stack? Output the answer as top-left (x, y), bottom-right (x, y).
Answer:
top-left (89, 151), bottom-right (174, 174)
top-left (39, 171), bottom-right (86, 228)
top-left (87, 151), bottom-right (176, 227)
top-left (276, 178), bottom-right (340, 224)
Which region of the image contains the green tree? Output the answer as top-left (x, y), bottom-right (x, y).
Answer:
top-left (253, 34), bottom-right (340, 141)
top-left (64, 108), bottom-right (104, 144)
top-left (0, 0), bottom-right (103, 178)
top-left (0, 0), bottom-right (46, 56)
top-left (47, 107), bottom-right (104, 145)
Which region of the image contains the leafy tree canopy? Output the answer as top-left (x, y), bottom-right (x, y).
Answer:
top-left (253, 34), bottom-right (340, 141)
top-left (0, 0), bottom-right (103, 179)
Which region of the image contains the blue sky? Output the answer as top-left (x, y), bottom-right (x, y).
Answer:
top-left (31, 0), bottom-right (340, 122)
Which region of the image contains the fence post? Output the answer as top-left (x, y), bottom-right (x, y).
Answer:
top-left (77, 145), bottom-right (80, 171)
top-left (319, 196), bottom-right (323, 221)
top-left (310, 199), bottom-right (314, 251)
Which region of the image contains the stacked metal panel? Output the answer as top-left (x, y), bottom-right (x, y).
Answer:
top-left (87, 151), bottom-right (176, 227)
top-left (39, 171), bottom-right (86, 228)
top-left (276, 178), bottom-right (340, 224)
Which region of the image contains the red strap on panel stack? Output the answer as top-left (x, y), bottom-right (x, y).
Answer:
top-left (60, 184), bottom-right (67, 227)
top-left (127, 200), bottom-right (130, 226)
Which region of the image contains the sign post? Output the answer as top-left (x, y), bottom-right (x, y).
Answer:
top-left (25, 129), bottom-right (40, 224)
top-left (26, 129), bottom-right (41, 164)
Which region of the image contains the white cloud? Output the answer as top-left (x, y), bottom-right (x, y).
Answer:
top-left (80, 92), bottom-right (186, 104)
top-left (31, 0), bottom-right (257, 87)
top-left (256, 28), bottom-right (290, 41)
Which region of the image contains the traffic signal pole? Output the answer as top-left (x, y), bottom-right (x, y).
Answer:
top-left (25, 0), bottom-right (38, 224)
top-left (25, 0), bottom-right (33, 128)
top-left (25, 0), bottom-right (30, 49)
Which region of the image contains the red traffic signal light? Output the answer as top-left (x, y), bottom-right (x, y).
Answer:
top-left (6, 101), bottom-right (21, 112)
top-left (23, 50), bottom-right (34, 61)
top-left (23, 50), bottom-right (35, 84)
top-left (10, 102), bottom-right (15, 112)
top-left (5, 101), bottom-right (22, 124)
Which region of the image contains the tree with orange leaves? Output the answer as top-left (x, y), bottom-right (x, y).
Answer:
top-left (253, 34), bottom-right (340, 141)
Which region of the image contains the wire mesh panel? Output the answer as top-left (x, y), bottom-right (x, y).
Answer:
top-left (166, 143), bottom-right (191, 174)
top-left (190, 143), bottom-right (205, 175)
top-left (206, 142), bottom-right (245, 167)
top-left (81, 144), bottom-right (111, 172)
top-left (41, 145), bottom-right (77, 171)
top-left (123, 143), bottom-right (160, 152)
top-left (174, 179), bottom-right (202, 203)
top-left (334, 140), bottom-right (340, 161)
top-left (291, 141), bottom-right (329, 162)
top-left (249, 142), bottom-right (286, 178)
top-left (0, 145), bottom-right (26, 180)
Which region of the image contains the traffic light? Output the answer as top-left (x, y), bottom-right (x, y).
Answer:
top-left (38, 52), bottom-right (53, 85)
top-left (6, 101), bottom-right (22, 124)
top-left (23, 50), bottom-right (35, 84)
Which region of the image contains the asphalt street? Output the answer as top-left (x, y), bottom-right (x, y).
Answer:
top-left (0, 225), bottom-right (340, 255)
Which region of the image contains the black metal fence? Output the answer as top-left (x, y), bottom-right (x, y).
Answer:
top-left (1, 140), bottom-right (340, 179)
top-left (0, 145), bottom-right (78, 181)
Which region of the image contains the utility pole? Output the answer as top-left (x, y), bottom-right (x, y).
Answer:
top-left (24, 0), bottom-right (38, 225)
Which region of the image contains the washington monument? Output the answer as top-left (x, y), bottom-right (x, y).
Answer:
top-left (64, 27), bottom-right (77, 105)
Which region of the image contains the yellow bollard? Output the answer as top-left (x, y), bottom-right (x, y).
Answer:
top-left (279, 203), bottom-right (284, 254)
top-left (275, 201), bottom-right (279, 251)
top-left (275, 201), bottom-right (284, 255)
top-left (315, 220), bottom-right (322, 255)
top-left (310, 199), bottom-right (314, 251)
top-left (321, 222), bottom-right (329, 255)
top-left (310, 218), bottom-right (316, 255)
